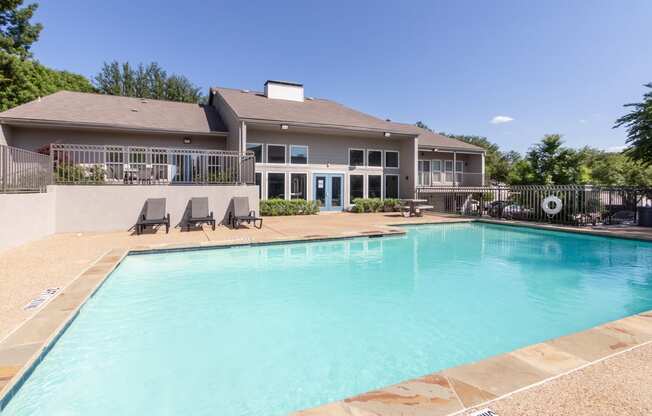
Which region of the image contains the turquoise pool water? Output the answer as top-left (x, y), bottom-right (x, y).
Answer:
top-left (3, 223), bottom-right (652, 415)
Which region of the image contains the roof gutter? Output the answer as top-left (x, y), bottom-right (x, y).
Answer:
top-left (418, 144), bottom-right (486, 154)
top-left (0, 117), bottom-right (228, 137)
top-left (239, 118), bottom-right (419, 138)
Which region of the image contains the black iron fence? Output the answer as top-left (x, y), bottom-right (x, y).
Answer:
top-left (417, 185), bottom-right (652, 226)
top-left (0, 145), bottom-right (52, 193)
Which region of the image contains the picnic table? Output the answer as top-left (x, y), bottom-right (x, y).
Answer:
top-left (400, 198), bottom-right (433, 217)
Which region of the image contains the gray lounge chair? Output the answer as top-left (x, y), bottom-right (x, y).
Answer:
top-left (136, 198), bottom-right (170, 235)
top-left (229, 197), bottom-right (263, 229)
top-left (186, 197), bottom-right (216, 231)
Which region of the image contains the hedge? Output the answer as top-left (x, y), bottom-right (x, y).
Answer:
top-left (351, 198), bottom-right (401, 213)
top-left (260, 199), bottom-right (319, 216)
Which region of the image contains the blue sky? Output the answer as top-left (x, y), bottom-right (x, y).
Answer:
top-left (33, 0), bottom-right (652, 153)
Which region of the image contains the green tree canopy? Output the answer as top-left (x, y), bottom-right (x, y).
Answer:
top-left (94, 61), bottom-right (202, 103)
top-left (522, 134), bottom-right (588, 185)
top-left (614, 83), bottom-right (652, 166)
top-left (0, 0), bottom-right (42, 58)
top-left (0, 51), bottom-right (95, 111)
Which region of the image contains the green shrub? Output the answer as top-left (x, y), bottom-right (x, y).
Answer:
top-left (351, 198), bottom-right (394, 213)
top-left (260, 199), bottom-right (319, 216)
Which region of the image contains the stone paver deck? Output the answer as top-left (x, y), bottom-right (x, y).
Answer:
top-left (1, 213), bottom-right (652, 414)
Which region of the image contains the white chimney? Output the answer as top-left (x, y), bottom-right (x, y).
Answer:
top-left (264, 80), bottom-right (304, 102)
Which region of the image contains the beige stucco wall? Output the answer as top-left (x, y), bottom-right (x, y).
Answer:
top-left (53, 185), bottom-right (259, 233)
top-left (0, 192), bottom-right (55, 251)
top-left (0, 185), bottom-right (258, 250)
top-left (0, 124), bottom-right (10, 146)
top-left (247, 127), bottom-right (414, 205)
top-left (6, 126), bottom-right (227, 152)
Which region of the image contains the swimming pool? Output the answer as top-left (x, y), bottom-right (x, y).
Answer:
top-left (3, 223), bottom-right (652, 415)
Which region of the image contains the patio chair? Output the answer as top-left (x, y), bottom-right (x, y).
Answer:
top-left (186, 197), bottom-right (216, 231)
top-left (136, 198), bottom-right (170, 235)
top-left (228, 197), bottom-right (263, 229)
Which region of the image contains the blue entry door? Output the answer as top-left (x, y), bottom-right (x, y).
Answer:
top-left (313, 174), bottom-right (344, 211)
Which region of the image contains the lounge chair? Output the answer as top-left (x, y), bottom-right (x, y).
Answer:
top-left (186, 197), bottom-right (216, 231)
top-left (228, 197), bottom-right (263, 229)
top-left (136, 198), bottom-right (170, 235)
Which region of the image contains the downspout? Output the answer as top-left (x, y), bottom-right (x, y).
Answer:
top-left (481, 152), bottom-right (486, 185)
top-left (238, 121), bottom-right (246, 184)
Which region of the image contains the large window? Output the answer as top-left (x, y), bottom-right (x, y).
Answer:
top-left (368, 175), bottom-right (382, 198)
top-left (385, 175), bottom-right (399, 199)
top-left (456, 161), bottom-right (464, 184)
top-left (367, 150), bottom-right (382, 167)
top-left (267, 173), bottom-right (285, 199)
top-left (350, 174), bottom-right (364, 202)
top-left (432, 160), bottom-right (442, 183)
top-left (444, 160), bottom-right (454, 182)
top-left (255, 172), bottom-right (262, 199)
top-left (290, 145), bottom-right (308, 164)
top-left (247, 143), bottom-right (263, 163)
top-left (349, 149), bottom-right (365, 167)
top-left (267, 145), bottom-right (286, 164)
top-left (290, 173), bottom-right (307, 199)
top-left (385, 151), bottom-right (399, 168)
top-left (418, 160), bottom-right (431, 186)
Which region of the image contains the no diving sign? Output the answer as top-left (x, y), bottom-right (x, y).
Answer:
top-left (468, 409), bottom-right (497, 416)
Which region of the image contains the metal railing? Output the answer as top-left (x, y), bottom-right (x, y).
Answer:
top-left (50, 144), bottom-right (255, 185)
top-left (0, 145), bottom-right (52, 193)
top-left (417, 171), bottom-right (485, 187)
top-left (417, 185), bottom-right (652, 226)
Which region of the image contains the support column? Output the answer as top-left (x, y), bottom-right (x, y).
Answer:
top-left (453, 152), bottom-right (457, 186)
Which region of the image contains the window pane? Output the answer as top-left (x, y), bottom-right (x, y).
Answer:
top-left (267, 173), bottom-right (285, 199)
top-left (290, 146), bottom-right (308, 164)
top-left (290, 173), bottom-right (307, 199)
top-left (255, 172), bottom-right (262, 199)
top-left (385, 175), bottom-right (399, 198)
top-left (350, 175), bottom-right (364, 201)
top-left (349, 149), bottom-right (364, 166)
top-left (247, 144), bottom-right (263, 163)
top-left (315, 175), bottom-right (326, 207)
top-left (331, 176), bottom-right (342, 207)
top-left (268, 145), bottom-right (285, 164)
top-left (368, 150), bottom-right (382, 167)
top-left (385, 151), bottom-right (399, 168)
top-left (368, 175), bottom-right (382, 198)
top-left (418, 160), bottom-right (431, 186)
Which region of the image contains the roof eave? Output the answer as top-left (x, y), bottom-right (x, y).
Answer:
top-left (418, 144), bottom-right (486, 153)
top-left (240, 117), bottom-right (418, 137)
top-left (0, 117), bottom-right (228, 137)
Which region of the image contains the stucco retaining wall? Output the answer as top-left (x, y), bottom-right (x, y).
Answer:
top-left (0, 192), bottom-right (55, 251)
top-left (0, 185), bottom-right (258, 250)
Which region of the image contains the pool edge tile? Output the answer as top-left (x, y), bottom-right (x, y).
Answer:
top-left (0, 249), bottom-right (127, 410)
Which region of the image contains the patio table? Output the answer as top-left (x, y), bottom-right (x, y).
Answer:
top-left (400, 198), bottom-right (429, 217)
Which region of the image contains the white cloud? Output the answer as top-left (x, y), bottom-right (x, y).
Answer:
top-left (606, 145), bottom-right (626, 153)
top-left (490, 115), bottom-right (514, 124)
top-left (579, 119), bottom-right (587, 124)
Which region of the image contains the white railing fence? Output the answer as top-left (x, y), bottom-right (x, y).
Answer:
top-left (50, 144), bottom-right (255, 185)
top-left (0, 145), bottom-right (52, 193)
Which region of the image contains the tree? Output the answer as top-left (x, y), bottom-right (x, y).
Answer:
top-left (0, 0), bottom-right (42, 58)
top-left (415, 120), bottom-right (432, 131)
top-left (614, 83), bottom-right (652, 166)
top-left (523, 134), bottom-right (587, 185)
top-left (584, 148), bottom-right (652, 187)
top-left (94, 61), bottom-right (202, 103)
top-left (440, 132), bottom-right (515, 183)
top-left (0, 51), bottom-right (95, 111)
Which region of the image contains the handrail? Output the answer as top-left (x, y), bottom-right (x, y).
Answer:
top-left (50, 143), bottom-right (255, 185)
top-left (0, 145), bottom-right (52, 193)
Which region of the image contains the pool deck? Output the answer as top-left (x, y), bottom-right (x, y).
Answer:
top-left (1, 213), bottom-right (652, 414)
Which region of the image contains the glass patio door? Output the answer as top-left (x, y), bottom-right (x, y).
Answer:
top-left (313, 174), bottom-right (344, 211)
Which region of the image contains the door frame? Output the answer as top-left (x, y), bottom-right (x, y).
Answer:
top-left (312, 172), bottom-right (345, 211)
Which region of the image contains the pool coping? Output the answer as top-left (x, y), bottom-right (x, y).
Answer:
top-left (1, 221), bottom-right (651, 415)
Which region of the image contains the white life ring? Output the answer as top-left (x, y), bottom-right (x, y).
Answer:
top-left (541, 195), bottom-right (563, 215)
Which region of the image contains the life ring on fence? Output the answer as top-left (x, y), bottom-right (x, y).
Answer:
top-left (541, 195), bottom-right (563, 216)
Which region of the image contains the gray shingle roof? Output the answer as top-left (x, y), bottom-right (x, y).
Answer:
top-left (414, 129), bottom-right (485, 152)
top-left (0, 91), bottom-right (227, 135)
top-left (212, 87), bottom-right (418, 135)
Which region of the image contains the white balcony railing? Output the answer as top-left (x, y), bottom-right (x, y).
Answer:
top-left (50, 144), bottom-right (255, 185)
